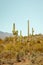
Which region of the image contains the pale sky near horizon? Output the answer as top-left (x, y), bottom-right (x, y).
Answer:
top-left (0, 0), bottom-right (43, 36)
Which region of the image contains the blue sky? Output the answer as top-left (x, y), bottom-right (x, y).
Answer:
top-left (0, 0), bottom-right (43, 35)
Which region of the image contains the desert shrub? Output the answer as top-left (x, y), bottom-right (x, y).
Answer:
top-left (0, 44), bottom-right (4, 53)
top-left (4, 37), bottom-right (13, 43)
top-left (29, 41), bottom-right (43, 52)
top-left (0, 39), bottom-right (3, 44)
top-left (37, 40), bottom-right (40, 43)
top-left (4, 43), bottom-right (14, 50)
top-left (16, 50), bottom-right (25, 62)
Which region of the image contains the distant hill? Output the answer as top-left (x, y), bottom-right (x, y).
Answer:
top-left (0, 31), bottom-right (13, 39)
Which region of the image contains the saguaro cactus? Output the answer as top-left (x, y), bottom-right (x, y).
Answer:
top-left (20, 30), bottom-right (22, 37)
top-left (12, 23), bottom-right (18, 35)
top-left (12, 23), bottom-right (15, 34)
top-left (28, 20), bottom-right (29, 36)
top-left (32, 27), bottom-right (34, 35)
top-left (20, 30), bottom-right (22, 42)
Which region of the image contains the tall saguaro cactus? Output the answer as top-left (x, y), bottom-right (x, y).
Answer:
top-left (28, 20), bottom-right (29, 36)
top-left (13, 23), bottom-right (15, 32)
top-left (20, 30), bottom-right (22, 37)
top-left (12, 23), bottom-right (15, 35)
